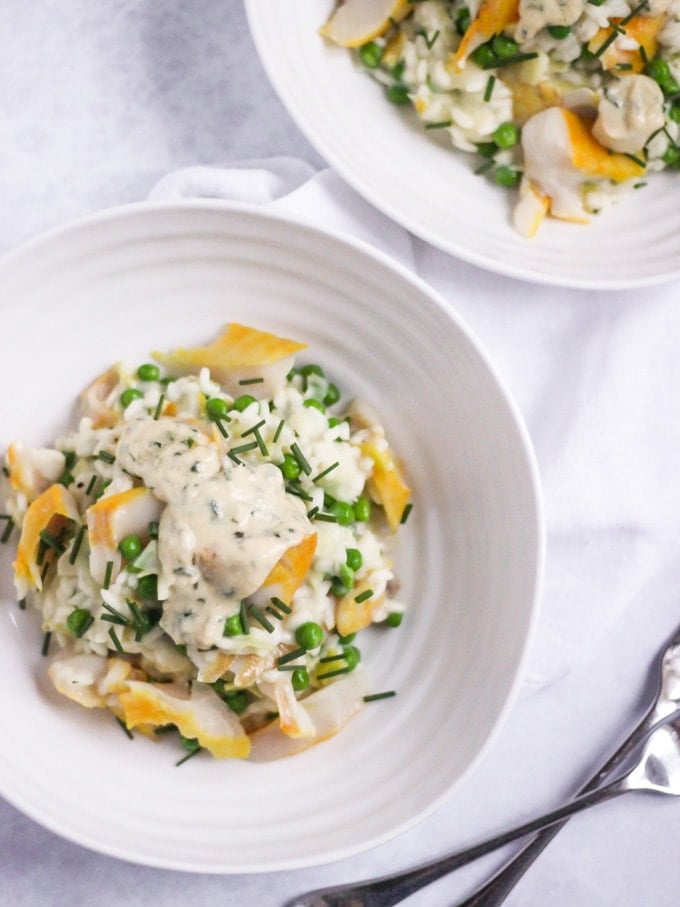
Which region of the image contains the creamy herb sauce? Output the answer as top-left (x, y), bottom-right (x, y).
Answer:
top-left (117, 417), bottom-right (311, 648)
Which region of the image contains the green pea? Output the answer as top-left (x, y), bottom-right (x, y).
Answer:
top-left (295, 621), bottom-right (324, 650)
top-left (337, 632), bottom-right (356, 644)
top-left (291, 667), bottom-right (310, 691)
top-left (118, 534), bottom-right (142, 561)
top-left (337, 563), bottom-right (355, 590)
top-left (323, 383), bottom-right (341, 407)
top-left (386, 612), bottom-right (403, 628)
top-left (646, 58), bottom-right (680, 95)
top-left (345, 548), bottom-right (363, 571)
top-left (359, 41), bottom-right (384, 69)
top-left (669, 103), bottom-right (680, 123)
top-left (331, 577), bottom-right (351, 597)
top-left (353, 496), bottom-right (371, 522)
top-left (304, 398), bottom-right (326, 413)
top-left (328, 416), bottom-right (343, 428)
top-left (120, 388), bottom-right (143, 408)
top-left (455, 6), bottom-right (471, 35)
top-left (223, 614), bottom-right (245, 637)
top-left (136, 363), bottom-right (160, 382)
top-left (225, 690), bottom-right (249, 714)
top-left (493, 121), bottom-right (520, 149)
top-left (137, 574), bottom-right (158, 600)
top-left (662, 145), bottom-right (680, 166)
top-left (330, 500), bottom-right (355, 526)
top-left (280, 453), bottom-right (302, 480)
top-left (386, 84), bottom-right (410, 105)
top-left (491, 34), bottom-right (519, 58)
top-left (343, 645), bottom-right (361, 671)
top-left (546, 24), bottom-right (571, 38)
top-left (494, 166), bottom-right (522, 189)
top-left (206, 397), bottom-right (229, 420)
top-left (66, 608), bottom-right (93, 638)
top-left (471, 43), bottom-right (497, 68)
top-left (232, 394), bottom-right (257, 412)
top-left (300, 364), bottom-right (325, 380)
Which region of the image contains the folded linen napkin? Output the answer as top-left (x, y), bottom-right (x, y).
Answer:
top-left (149, 158), bottom-right (680, 694)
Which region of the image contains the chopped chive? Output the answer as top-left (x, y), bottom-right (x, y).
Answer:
top-left (68, 525), bottom-right (86, 564)
top-left (248, 605), bottom-right (275, 633)
top-left (176, 747), bottom-right (201, 766)
top-left (593, 29), bottom-right (620, 58)
top-left (101, 601), bottom-right (131, 626)
top-left (108, 627), bottom-right (125, 653)
top-left (39, 529), bottom-right (66, 554)
top-left (270, 597), bottom-right (292, 614)
top-left (424, 119), bottom-right (453, 130)
top-left (400, 502), bottom-right (413, 524)
top-left (276, 664), bottom-right (300, 671)
top-left (251, 427), bottom-right (268, 456)
top-left (85, 474), bottom-right (98, 496)
top-left (273, 419), bottom-right (285, 443)
top-left (363, 691), bottom-right (397, 702)
top-left (615, 62), bottom-right (633, 70)
top-left (313, 461), bottom-right (340, 483)
top-left (229, 441), bottom-right (259, 456)
top-left (18, 598), bottom-right (26, 610)
top-left (240, 599), bottom-right (250, 634)
top-left (96, 450), bottom-right (115, 464)
top-left (475, 159), bottom-right (495, 175)
top-left (355, 588), bottom-right (374, 603)
top-left (149, 520), bottom-right (159, 540)
top-left (227, 450), bottom-right (244, 465)
top-left (619, 0), bottom-right (648, 25)
top-left (265, 605), bottom-right (285, 620)
top-left (103, 560), bottom-right (114, 590)
top-left (285, 482), bottom-right (313, 502)
top-left (213, 418), bottom-right (229, 439)
top-left (307, 506), bottom-right (319, 520)
top-left (1, 517), bottom-right (15, 544)
top-left (290, 442), bottom-right (311, 476)
top-left (41, 631), bottom-right (52, 657)
top-left (624, 151), bottom-right (647, 167)
top-left (639, 43), bottom-right (648, 63)
top-left (277, 646), bottom-right (306, 667)
top-left (153, 394), bottom-right (165, 420)
top-left (241, 419), bottom-right (266, 438)
top-left (312, 512), bottom-right (338, 523)
top-left (482, 51), bottom-right (538, 69)
top-left (40, 561), bottom-right (50, 583)
top-left (484, 75), bottom-right (495, 102)
top-left (116, 716), bottom-right (134, 739)
top-left (36, 538), bottom-right (47, 566)
top-left (238, 377), bottom-right (264, 386)
top-left (317, 666), bottom-right (352, 680)
top-left (319, 653), bottom-right (348, 663)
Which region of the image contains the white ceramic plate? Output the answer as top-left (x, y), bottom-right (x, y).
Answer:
top-left (0, 202), bottom-right (543, 872)
top-left (245, 0), bottom-right (680, 289)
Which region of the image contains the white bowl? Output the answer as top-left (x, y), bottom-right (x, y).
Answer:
top-left (245, 0), bottom-right (680, 290)
top-left (0, 202), bottom-right (543, 872)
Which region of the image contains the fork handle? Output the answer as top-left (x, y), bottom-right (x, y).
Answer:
top-left (454, 709), bottom-right (660, 907)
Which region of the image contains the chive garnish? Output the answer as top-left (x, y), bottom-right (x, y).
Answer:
top-left (213, 418), bottom-right (229, 439)
top-left (153, 394), bottom-right (165, 420)
top-left (238, 377), bottom-right (264, 386)
top-left (639, 43), bottom-right (648, 63)
top-left (424, 119), bottom-right (453, 130)
top-left (273, 419), bottom-right (285, 443)
top-left (68, 525), bottom-right (85, 564)
top-left (484, 75), bottom-right (495, 102)
top-left (101, 601), bottom-right (131, 626)
top-left (319, 653), bottom-right (348, 663)
top-left (108, 627), bottom-right (125, 653)
top-left (265, 605), bottom-right (285, 620)
top-left (176, 745), bottom-right (202, 766)
top-left (270, 597), bottom-right (292, 614)
top-left (103, 560), bottom-right (114, 590)
top-left (475, 159), bottom-right (495, 175)
top-left (240, 599), bottom-right (250, 634)
top-left (241, 419), bottom-right (266, 438)
top-left (307, 506), bottom-right (319, 520)
top-left (18, 598), bottom-right (26, 610)
top-left (624, 151), bottom-right (647, 167)
top-left (248, 605), bottom-right (275, 633)
top-left (85, 474), bottom-right (98, 496)
top-left (40, 561), bottom-right (50, 583)
top-left (116, 716), bottom-right (134, 739)
top-left (363, 691), bottom-right (397, 702)
top-left (355, 589), bottom-right (374, 603)
top-left (1, 517), bottom-right (14, 544)
top-left (149, 520), bottom-right (159, 540)
top-left (290, 442), bottom-right (311, 475)
top-left (41, 631), bottom-right (52, 656)
top-left (95, 450), bottom-right (115, 464)
top-left (482, 51), bottom-right (538, 69)
top-left (313, 461), bottom-right (340, 483)
top-left (241, 422), bottom-right (268, 456)
top-left (317, 666), bottom-right (352, 680)
top-left (39, 529), bottom-right (66, 554)
top-left (400, 502), bottom-right (413, 524)
top-left (285, 482), bottom-right (313, 502)
top-left (312, 512), bottom-right (338, 523)
top-left (593, 28), bottom-right (620, 58)
top-left (229, 441), bottom-right (259, 457)
top-left (277, 646), bottom-right (306, 667)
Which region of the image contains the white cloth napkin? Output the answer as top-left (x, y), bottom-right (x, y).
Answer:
top-left (149, 158), bottom-right (680, 695)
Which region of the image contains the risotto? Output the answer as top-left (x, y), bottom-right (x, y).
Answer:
top-left (322, 0), bottom-right (680, 235)
top-left (1, 324), bottom-right (411, 763)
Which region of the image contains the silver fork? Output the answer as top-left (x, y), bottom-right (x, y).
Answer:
top-left (285, 619), bottom-right (680, 907)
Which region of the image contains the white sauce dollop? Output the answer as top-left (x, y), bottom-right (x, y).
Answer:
top-left (593, 74), bottom-right (666, 154)
top-left (117, 417), bottom-right (311, 649)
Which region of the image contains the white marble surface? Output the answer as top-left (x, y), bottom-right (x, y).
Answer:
top-left (2, 3), bottom-right (680, 906)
